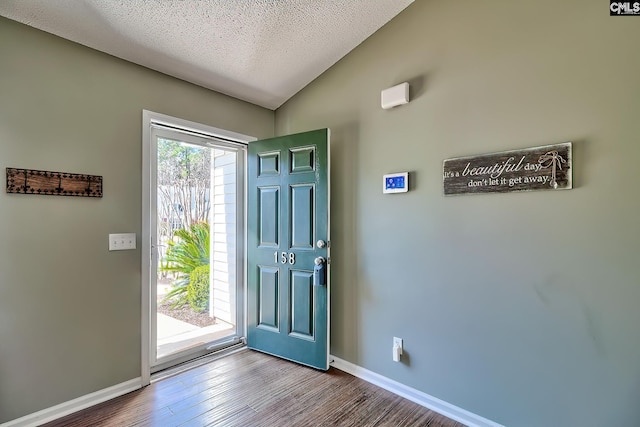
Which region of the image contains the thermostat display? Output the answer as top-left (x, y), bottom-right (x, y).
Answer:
top-left (383, 172), bottom-right (409, 194)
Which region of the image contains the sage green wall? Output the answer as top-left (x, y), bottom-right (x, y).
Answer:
top-left (0, 17), bottom-right (273, 423)
top-left (276, 1), bottom-right (640, 425)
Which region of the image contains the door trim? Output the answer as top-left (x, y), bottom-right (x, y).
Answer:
top-left (141, 110), bottom-right (256, 385)
top-left (326, 130), bottom-right (331, 365)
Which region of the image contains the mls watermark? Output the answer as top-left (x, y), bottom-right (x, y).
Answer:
top-left (610, 1), bottom-right (640, 15)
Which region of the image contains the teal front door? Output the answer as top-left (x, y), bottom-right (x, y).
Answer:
top-left (247, 129), bottom-right (330, 370)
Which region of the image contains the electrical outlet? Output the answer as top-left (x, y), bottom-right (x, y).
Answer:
top-left (393, 337), bottom-right (403, 362)
top-left (393, 337), bottom-right (403, 352)
top-left (109, 233), bottom-right (136, 251)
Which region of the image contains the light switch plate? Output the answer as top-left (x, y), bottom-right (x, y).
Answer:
top-left (383, 172), bottom-right (409, 194)
top-left (109, 233), bottom-right (136, 251)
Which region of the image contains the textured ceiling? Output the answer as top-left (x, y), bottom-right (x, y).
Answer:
top-left (0, 0), bottom-right (414, 109)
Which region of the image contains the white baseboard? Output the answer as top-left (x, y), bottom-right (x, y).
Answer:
top-left (3, 378), bottom-right (142, 427)
top-left (330, 356), bottom-right (503, 427)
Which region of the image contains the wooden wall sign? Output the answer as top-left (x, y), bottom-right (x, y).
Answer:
top-left (443, 142), bottom-right (572, 196)
top-left (6, 168), bottom-right (103, 198)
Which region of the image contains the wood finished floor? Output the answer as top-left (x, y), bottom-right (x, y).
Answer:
top-left (43, 350), bottom-right (465, 427)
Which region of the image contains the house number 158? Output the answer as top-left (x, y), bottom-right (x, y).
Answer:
top-left (274, 251), bottom-right (295, 265)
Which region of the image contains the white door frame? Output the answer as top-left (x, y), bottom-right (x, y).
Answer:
top-left (141, 110), bottom-right (255, 385)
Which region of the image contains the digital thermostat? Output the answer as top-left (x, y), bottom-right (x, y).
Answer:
top-left (383, 172), bottom-right (409, 194)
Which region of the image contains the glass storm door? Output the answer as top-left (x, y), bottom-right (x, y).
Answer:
top-left (150, 125), bottom-right (245, 371)
top-left (247, 129), bottom-right (330, 370)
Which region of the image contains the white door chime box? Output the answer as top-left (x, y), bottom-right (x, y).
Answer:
top-left (381, 82), bottom-right (410, 110)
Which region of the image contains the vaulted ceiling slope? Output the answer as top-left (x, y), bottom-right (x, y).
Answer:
top-left (0, 0), bottom-right (414, 109)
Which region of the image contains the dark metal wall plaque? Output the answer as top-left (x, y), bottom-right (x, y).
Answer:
top-left (443, 142), bottom-right (572, 195)
top-left (6, 168), bottom-right (103, 198)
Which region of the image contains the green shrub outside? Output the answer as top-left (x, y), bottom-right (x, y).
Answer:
top-left (188, 264), bottom-right (210, 312)
top-left (161, 222), bottom-right (209, 308)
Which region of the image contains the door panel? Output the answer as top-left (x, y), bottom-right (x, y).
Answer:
top-left (258, 186), bottom-right (280, 247)
top-left (258, 151), bottom-right (281, 176)
top-left (290, 270), bottom-right (315, 339)
top-left (247, 129), bottom-right (329, 370)
top-left (290, 146), bottom-right (315, 173)
top-left (258, 266), bottom-right (279, 330)
top-left (290, 184), bottom-right (314, 249)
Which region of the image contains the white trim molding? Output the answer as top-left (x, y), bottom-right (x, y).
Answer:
top-left (141, 110), bottom-right (256, 384)
top-left (330, 356), bottom-right (503, 427)
top-left (3, 378), bottom-right (142, 427)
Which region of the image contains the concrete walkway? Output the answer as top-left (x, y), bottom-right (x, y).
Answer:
top-left (157, 317), bottom-right (234, 359)
top-left (157, 313), bottom-right (199, 340)
top-left (155, 283), bottom-right (235, 359)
